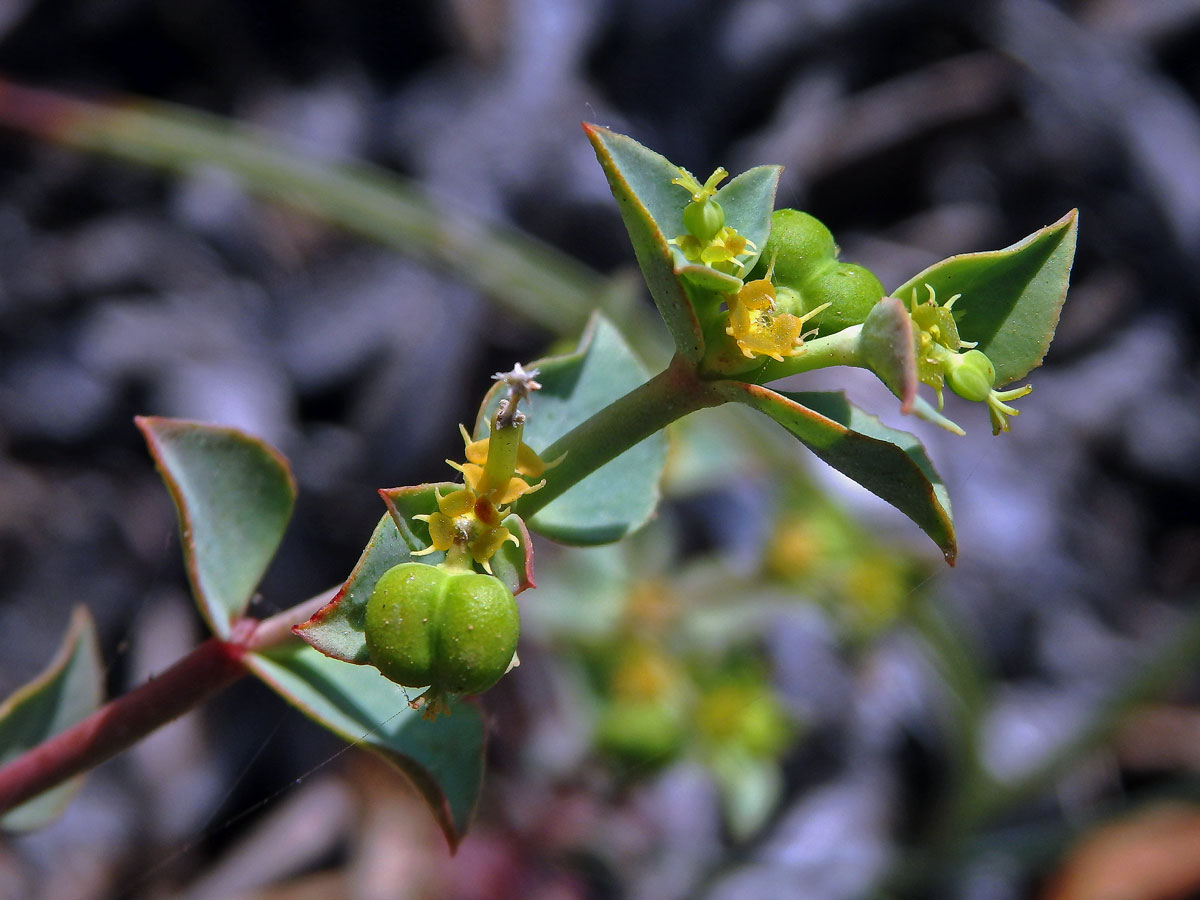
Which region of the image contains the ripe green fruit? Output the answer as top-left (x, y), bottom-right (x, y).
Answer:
top-left (799, 262), bottom-right (885, 335)
top-left (945, 349), bottom-right (996, 403)
top-left (365, 562), bottom-right (520, 697)
top-left (760, 209), bottom-right (838, 287)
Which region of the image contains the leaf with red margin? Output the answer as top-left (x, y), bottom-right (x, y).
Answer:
top-left (584, 124), bottom-right (703, 361)
top-left (0, 607), bottom-right (104, 832)
top-left (293, 512), bottom-right (411, 664)
top-left (718, 383), bottom-right (956, 563)
top-left (137, 417), bottom-right (295, 639)
top-left (245, 642), bottom-right (485, 851)
top-left (859, 296), bottom-right (918, 413)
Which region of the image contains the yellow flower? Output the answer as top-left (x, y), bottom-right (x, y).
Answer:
top-left (412, 362), bottom-right (561, 570)
top-left (671, 226), bottom-right (757, 273)
top-left (724, 267), bottom-right (828, 362)
top-left (908, 285), bottom-right (1033, 434)
top-left (669, 166), bottom-right (756, 274)
top-left (729, 309), bottom-right (807, 362)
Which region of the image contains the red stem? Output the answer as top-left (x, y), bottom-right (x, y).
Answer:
top-left (0, 631), bottom-right (251, 815)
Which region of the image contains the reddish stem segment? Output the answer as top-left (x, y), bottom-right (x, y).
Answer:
top-left (0, 633), bottom-right (251, 815)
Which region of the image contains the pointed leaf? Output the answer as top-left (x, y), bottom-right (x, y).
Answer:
top-left (293, 513), bottom-right (414, 664)
top-left (478, 314), bottom-right (668, 545)
top-left (720, 384), bottom-right (956, 563)
top-left (138, 417), bottom-right (296, 638)
top-left (859, 296), bottom-right (918, 413)
top-left (246, 643), bottom-right (484, 850)
top-left (584, 123), bottom-right (705, 361)
top-left (0, 607), bottom-right (103, 831)
top-left (584, 124), bottom-right (782, 362)
top-left (891, 210), bottom-right (1078, 384)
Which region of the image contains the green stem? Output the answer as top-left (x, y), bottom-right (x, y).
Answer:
top-left (480, 417), bottom-right (523, 498)
top-left (753, 325), bottom-right (864, 382)
top-left (515, 355), bottom-right (727, 519)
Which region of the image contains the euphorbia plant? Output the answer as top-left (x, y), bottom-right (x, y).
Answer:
top-left (0, 124), bottom-right (1076, 848)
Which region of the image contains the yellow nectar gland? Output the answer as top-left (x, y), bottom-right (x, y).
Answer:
top-left (725, 259), bottom-right (830, 362)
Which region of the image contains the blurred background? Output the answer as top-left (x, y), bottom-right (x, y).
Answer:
top-left (1, 1), bottom-right (1199, 898)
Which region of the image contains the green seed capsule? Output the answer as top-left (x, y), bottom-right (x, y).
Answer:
top-left (434, 572), bottom-right (521, 694)
top-left (945, 349), bottom-right (996, 403)
top-left (799, 262), bottom-right (885, 335)
top-left (759, 209), bottom-right (838, 287)
top-left (365, 562), bottom-right (520, 697)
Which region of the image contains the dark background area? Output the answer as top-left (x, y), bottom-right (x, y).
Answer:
top-left (1, 1), bottom-right (1199, 898)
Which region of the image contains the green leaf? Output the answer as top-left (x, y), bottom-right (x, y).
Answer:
top-left (891, 210), bottom-right (1078, 384)
top-left (293, 512), bottom-right (413, 664)
top-left (0, 607), bottom-right (104, 831)
top-left (246, 642), bottom-right (484, 850)
top-left (585, 124), bottom-right (705, 362)
top-left (713, 165), bottom-right (779, 262)
top-left (720, 384), bottom-right (956, 563)
top-left (138, 417), bottom-right (296, 639)
top-left (583, 124), bottom-right (781, 362)
top-left (480, 314), bottom-right (669, 545)
top-left (859, 296), bottom-right (918, 412)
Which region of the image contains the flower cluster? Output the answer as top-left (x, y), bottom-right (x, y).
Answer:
top-left (910, 285), bottom-right (1033, 434)
top-left (414, 364), bottom-right (554, 570)
top-left (668, 167), bottom-right (757, 275)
